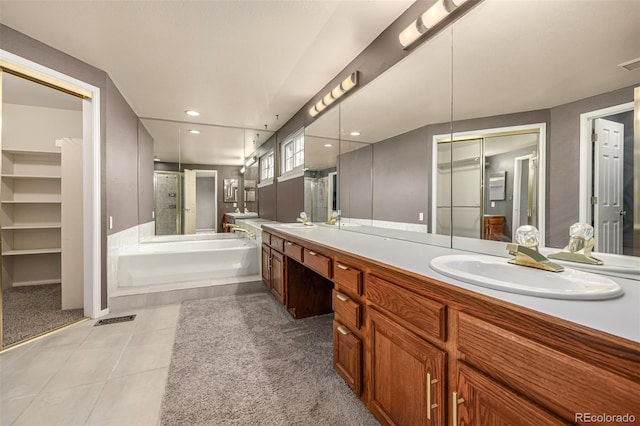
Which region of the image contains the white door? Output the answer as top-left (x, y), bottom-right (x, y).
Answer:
top-left (183, 169), bottom-right (197, 234)
top-left (594, 118), bottom-right (624, 254)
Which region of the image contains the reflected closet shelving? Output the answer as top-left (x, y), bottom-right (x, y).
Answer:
top-left (1, 149), bottom-right (62, 286)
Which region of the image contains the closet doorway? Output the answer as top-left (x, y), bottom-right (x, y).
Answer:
top-left (1, 70), bottom-right (85, 349)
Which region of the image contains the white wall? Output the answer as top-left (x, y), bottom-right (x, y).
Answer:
top-left (2, 103), bottom-right (82, 151)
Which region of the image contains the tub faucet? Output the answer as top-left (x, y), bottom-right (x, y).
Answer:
top-left (224, 223), bottom-right (254, 238)
top-left (507, 225), bottom-right (564, 273)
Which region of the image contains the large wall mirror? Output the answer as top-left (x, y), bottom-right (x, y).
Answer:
top-left (334, 25), bottom-right (453, 246)
top-left (138, 118), bottom-right (272, 240)
top-left (449, 0), bottom-right (639, 264)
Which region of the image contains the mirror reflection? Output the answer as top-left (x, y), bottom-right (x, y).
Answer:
top-left (138, 119), bottom-right (272, 239)
top-left (450, 0), bottom-right (639, 260)
top-left (335, 26), bottom-right (453, 246)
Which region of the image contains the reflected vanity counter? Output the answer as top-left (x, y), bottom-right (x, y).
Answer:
top-left (263, 224), bottom-right (638, 342)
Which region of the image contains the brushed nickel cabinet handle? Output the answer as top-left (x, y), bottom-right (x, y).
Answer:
top-left (337, 325), bottom-right (351, 335)
top-left (337, 264), bottom-right (349, 270)
top-left (427, 373), bottom-right (438, 420)
top-left (308, 250), bottom-right (317, 256)
top-left (452, 392), bottom-right (465, 426)
top-left (336, 293), bottom-right (349, 302)
top-left (286, 241), bottom-right (293, 246)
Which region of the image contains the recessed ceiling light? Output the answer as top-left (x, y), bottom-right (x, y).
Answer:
top-left (188, 129), bottom-right (200, 134)
top-left (350, 131), bottom-right (361, 136)
top-left (324, 144), bottom-right (333, 148)
top-left (185, 110), bottom-right (200, 117)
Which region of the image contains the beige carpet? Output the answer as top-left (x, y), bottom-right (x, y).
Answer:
top-left (2, 284), bottom-right (84, 347)
top-left (161, 291), bottom-right (379, 425)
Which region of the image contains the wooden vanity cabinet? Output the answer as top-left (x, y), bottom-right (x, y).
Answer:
top-left (261, 232), bottom-right (286, 305)
top-left (333, 320), bottom-right (363, 396)
top-left (455, 363), bottom-right (568, 426)
top-left (368, 309), bottom-right (446, 425)
top-left (262, 227), bottom-right (640, 426)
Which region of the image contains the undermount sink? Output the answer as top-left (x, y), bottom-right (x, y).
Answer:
top-left (429, 254), bottom-right (623, 300)
top-left (276, 223), bottom-right (317, 229)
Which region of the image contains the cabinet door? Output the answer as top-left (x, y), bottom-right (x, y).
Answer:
top-left (454, 363), bottom-right (568, 426)
top-left (368, 309), bottom-right (445, 426)
top-left (261, 245), bottom-right (270, 286)
top-left (333, 320), bottom-right (362, 396)
top-left (270, 250), bottom-right (286, 305)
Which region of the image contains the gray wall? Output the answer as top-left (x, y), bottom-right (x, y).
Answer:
top-left (276, 177), bottom-right (305, 223)
top-left (339, 144), bottom-right (373, 220)
top-left (372, 126), bottom-right (429, 224)
top-left (106, 76), bottom-right (139, 235)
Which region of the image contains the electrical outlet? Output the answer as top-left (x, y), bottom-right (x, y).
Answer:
top-left (491, 201), bottom-right (496, 208)
top-left (152, 211), bottom-right (155, 219)
top-left (109, 216), bottom-right (113, 230)
top-left (419, 212), bottom-right (424, 221)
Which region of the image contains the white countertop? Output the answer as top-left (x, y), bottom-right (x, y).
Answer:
top-left (263, 224), bottom-right (640, 343)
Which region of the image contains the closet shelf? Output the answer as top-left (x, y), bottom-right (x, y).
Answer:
top-left (2, 223), bottom-right (62, 230)
top-left (1, 200), bottom-right (62, 204)
top-left (2, 149), bottom-right (61, 156)
top-left (1, 174), bottom-right (61, 179)
top-left (2, 248), bottom-right (62, 256)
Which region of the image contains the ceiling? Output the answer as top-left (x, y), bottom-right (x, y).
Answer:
top-left (0, 0), bottom-right (413, 164)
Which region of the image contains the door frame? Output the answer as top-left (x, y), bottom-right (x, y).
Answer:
top-left (1, 50), bottom-right (102, 319)
top-left (512, 153), bottom-right (537, 239)
top-left (432, 122), bottom-right (546, 246)
top-left (578, 102), bottom-right (633, 226)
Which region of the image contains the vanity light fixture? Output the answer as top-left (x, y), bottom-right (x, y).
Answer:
top-left (185, 110), bottom-right (200, 117)
top-left (188, 129), bottom-right (200, 134)
top-left (245, 156), bottom-right (257, 167)
top-left (309, 71), bottom-right (359, 118)
top-left (399, 0), bottom-right (469, 49)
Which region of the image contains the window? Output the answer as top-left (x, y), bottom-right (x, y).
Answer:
top-left (281, 130), bottom-right (304, 175)
top-left (260, 151), bottom-right (274, 182)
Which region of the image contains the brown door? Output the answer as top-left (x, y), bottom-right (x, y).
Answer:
top-left (454, 363), bottom-right (567, 426)
top-left (368, 309), bottom-right (446, 425)
top-left (261, 245), bottom-right (270, 286)
top-left (270, 250), bottom-right (285, 304)
top-left (333, 320), bottom-right (362, 396)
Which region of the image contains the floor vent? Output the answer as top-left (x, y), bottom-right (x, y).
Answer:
top-left (94, 314), bottom-right (136, 326)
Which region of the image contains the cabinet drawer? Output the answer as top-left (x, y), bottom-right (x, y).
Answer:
top-left (457, 312), bottom-right (640, 422)
top-left (333, 261), bottom-right (362, 296)
top-left (303, 248), bottom-right (331, 278)
top-left (284, 241), bottom-right (303, 262)
top-left (270, 235), bottom-right (284, 252)
top-left (262, 231), bottom-right (271, 245)
top-left (332, 290), bottom-right (361, 331)
top-left (333, 320), bottom-right (362, 396)
top-left (366, 275), bottom-right (446, 342)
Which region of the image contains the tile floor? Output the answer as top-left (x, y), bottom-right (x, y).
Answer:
top-left (1, 304), bottom-right (181, 426)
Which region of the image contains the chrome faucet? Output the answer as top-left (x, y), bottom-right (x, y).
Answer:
top-left (507, 225), bottom-right (564, 272)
